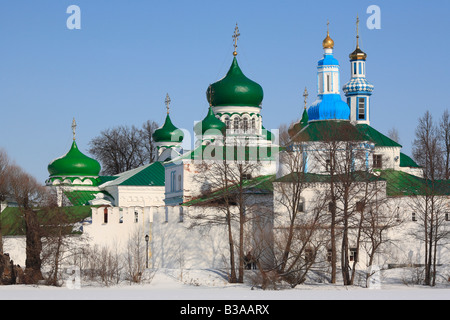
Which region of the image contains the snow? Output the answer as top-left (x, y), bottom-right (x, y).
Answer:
top-left (1, 237), bottom-right (448, 301)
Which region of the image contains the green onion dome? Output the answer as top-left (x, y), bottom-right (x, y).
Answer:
top-left (48, 141), bottom-right (101, 177)
top-left (152, 114), bottom-right (184, 143)
top-left (207, 57), bottom-right (264, 108)
top-left (194, 107), bottom-right (226, 136)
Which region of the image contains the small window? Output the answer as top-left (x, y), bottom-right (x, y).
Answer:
top-left (353, 62), bottom-right (357, 75)
top-left (356, 201), bottom-right (365, 213)
top-left (327, 248), bottom-right (333, 263)
top-left (234, 118), bottom-right (240, 131)
top-left (305, 248), bottom-right (314, 263)
top-left (358, 98), bottom-right (365, 120)
top-left (325, 159), bottom-right (331, 172)
top-left (297, 201), bottom-right (305, 213)
top-left (243, 118), bottom-right (249, 133)
top-left (328, 202), bottom-right (335, 213)
top-left (350, 248), bottom-right (358, 262)
top-left (179, 207), bottom-right (184, 223)
top-left (135, 211), bottom-right (139, 223)
top-left (225, 117), bottom-right (231, 130)
top-left (412, 212), bottom-right (417, 222)
top-left (445, 213), bottom-right (449, 221)
top-left (373, 154), bottom-right (382, 169)
top-left (103, 207), bottom-right (108, 224)
top-left (327, 74), bottom-right (331, 92)
top-left (251, 118), bottom-right (256, 131)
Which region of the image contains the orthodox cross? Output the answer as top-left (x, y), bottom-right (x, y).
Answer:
top-left (356, 15), bottom-right (360, 48)
top-left (303, 87), bottom-right (308, 109)
top-left (165, 93), bottom-right (171, 114)
top-left (232, 23), bottom-right (240, 56)
top-left (72, 118), bottom-right (77, 141)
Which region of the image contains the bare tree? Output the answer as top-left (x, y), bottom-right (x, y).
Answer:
top-left (186, 141), bottom-right (266, 283)
top-left (8, 165), bottom-right (46, 284)
top-left (388, 127), bottom-right (400, 144)
top-left (412, 110), bottom-right (450, 286)
top-left (439, 109), bottom-right (450, 179)
top-left (89, 121), bottom-right (159, 176)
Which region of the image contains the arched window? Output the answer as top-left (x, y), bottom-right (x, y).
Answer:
top-left (234, 117), bottom-right (240, 131)
top-left (225, 117), bottom-right (231, 130)
top-left (243, 118), bottom-right (249, 133)
top-left (251, 118), bottom-right (256, 131)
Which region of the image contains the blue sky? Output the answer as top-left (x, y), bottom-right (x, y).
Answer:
top-left (0, 0), bottom-right (448, 183)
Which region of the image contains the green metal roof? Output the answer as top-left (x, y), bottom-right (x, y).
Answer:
top-left (99, 162), bottom-right (165, 187)
top-left (355, 124), bottom-right (402, 147)
top-left (293, 120), bottom-right (367, 143)
top-left (63, 190), bottom-right (113, 206)
top-left (399, 153), bottom-right (421, 168)
top-left (379, 170), bottom-right (450, 196)
top-left (291, 121), bottom-right (402, 149)
top-left (119, 161), bottom-right (165, 186)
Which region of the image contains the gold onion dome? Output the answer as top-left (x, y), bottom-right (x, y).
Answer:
top-left (322, 31), bottom-right (334, 49)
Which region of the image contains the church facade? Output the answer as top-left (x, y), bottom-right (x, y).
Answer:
top-left (45, 23), bottom-right (449, 272)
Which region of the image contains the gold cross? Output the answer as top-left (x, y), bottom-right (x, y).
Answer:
top-left (72, 118), bottom-right (77, 141)
top-left (232, 23), bottom-right (240, 56)
top-left (165, 93), bottom-right (171, 114)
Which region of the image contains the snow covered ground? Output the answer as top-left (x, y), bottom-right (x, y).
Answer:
top-left (0, 267), bottom-right (448, 301)
top-left (1, 237), bottom-right (448, 301)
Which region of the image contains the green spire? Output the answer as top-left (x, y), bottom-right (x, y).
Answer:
top-left (48, 140), bottom-right (101, 177)
top-left (207, 57), bottom-right (264, 108)
top-left (194, 106), bottom-right (226, 136)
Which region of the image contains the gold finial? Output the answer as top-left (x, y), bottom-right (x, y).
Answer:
top-left (71, 118), bottom-right (77, 141)
top-left (323, 20), bottom-right (334, 49)
top-left (232, 23), bottom-right (240, 56)
top-left (303, 87), bottom-right (308, 109)
top-left (165, 93), bottom-right (171, 114)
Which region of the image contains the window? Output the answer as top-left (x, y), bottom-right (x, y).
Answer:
top-left (353, 62), bottom-right (357, 75)
top-left (234, 118), bottom-right (240, 131)
top-left (251, 118), bottom-right (256, 131)
top-left (356, 201), bottom-right (365, 213)
top-left (446, 213), bottom-right (449, 221)
top-left (327, 248), bottom-right (333, 263)
top-left (135, 211), bottom-right (139, 223)
top-left (325, 159), bottom-right (331, 172)
top-left (178, 174), bottom-right (182, 191)
top-left (358, 98), bottom-right (365, 120)
top-left (350, 248), bottom-right (358, 262)
top-left (327, 74), bottom-right (331, 92)
top-left (412, 212), bottom-right (417, 222)
top-left (179, 207), bottom-right (184, 223)
top-left (358, 62), bottom-right (362, 74)
top-left (225, 117), bottom-right (231, 130)
top-left (171, 171), bottom-right (176, 192)
top-left (373, 154), bottom-right (382, 169)
top-left (297, 201), bottom-right (305, 213)
top-left (328, 202), bottom-right (335, 213)
top-left (305, 248), bottom-right (314, 263)
top-left (103, 207), bottom-right (108, 224)
top-left (243, 118), bottom-right (249, 133)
